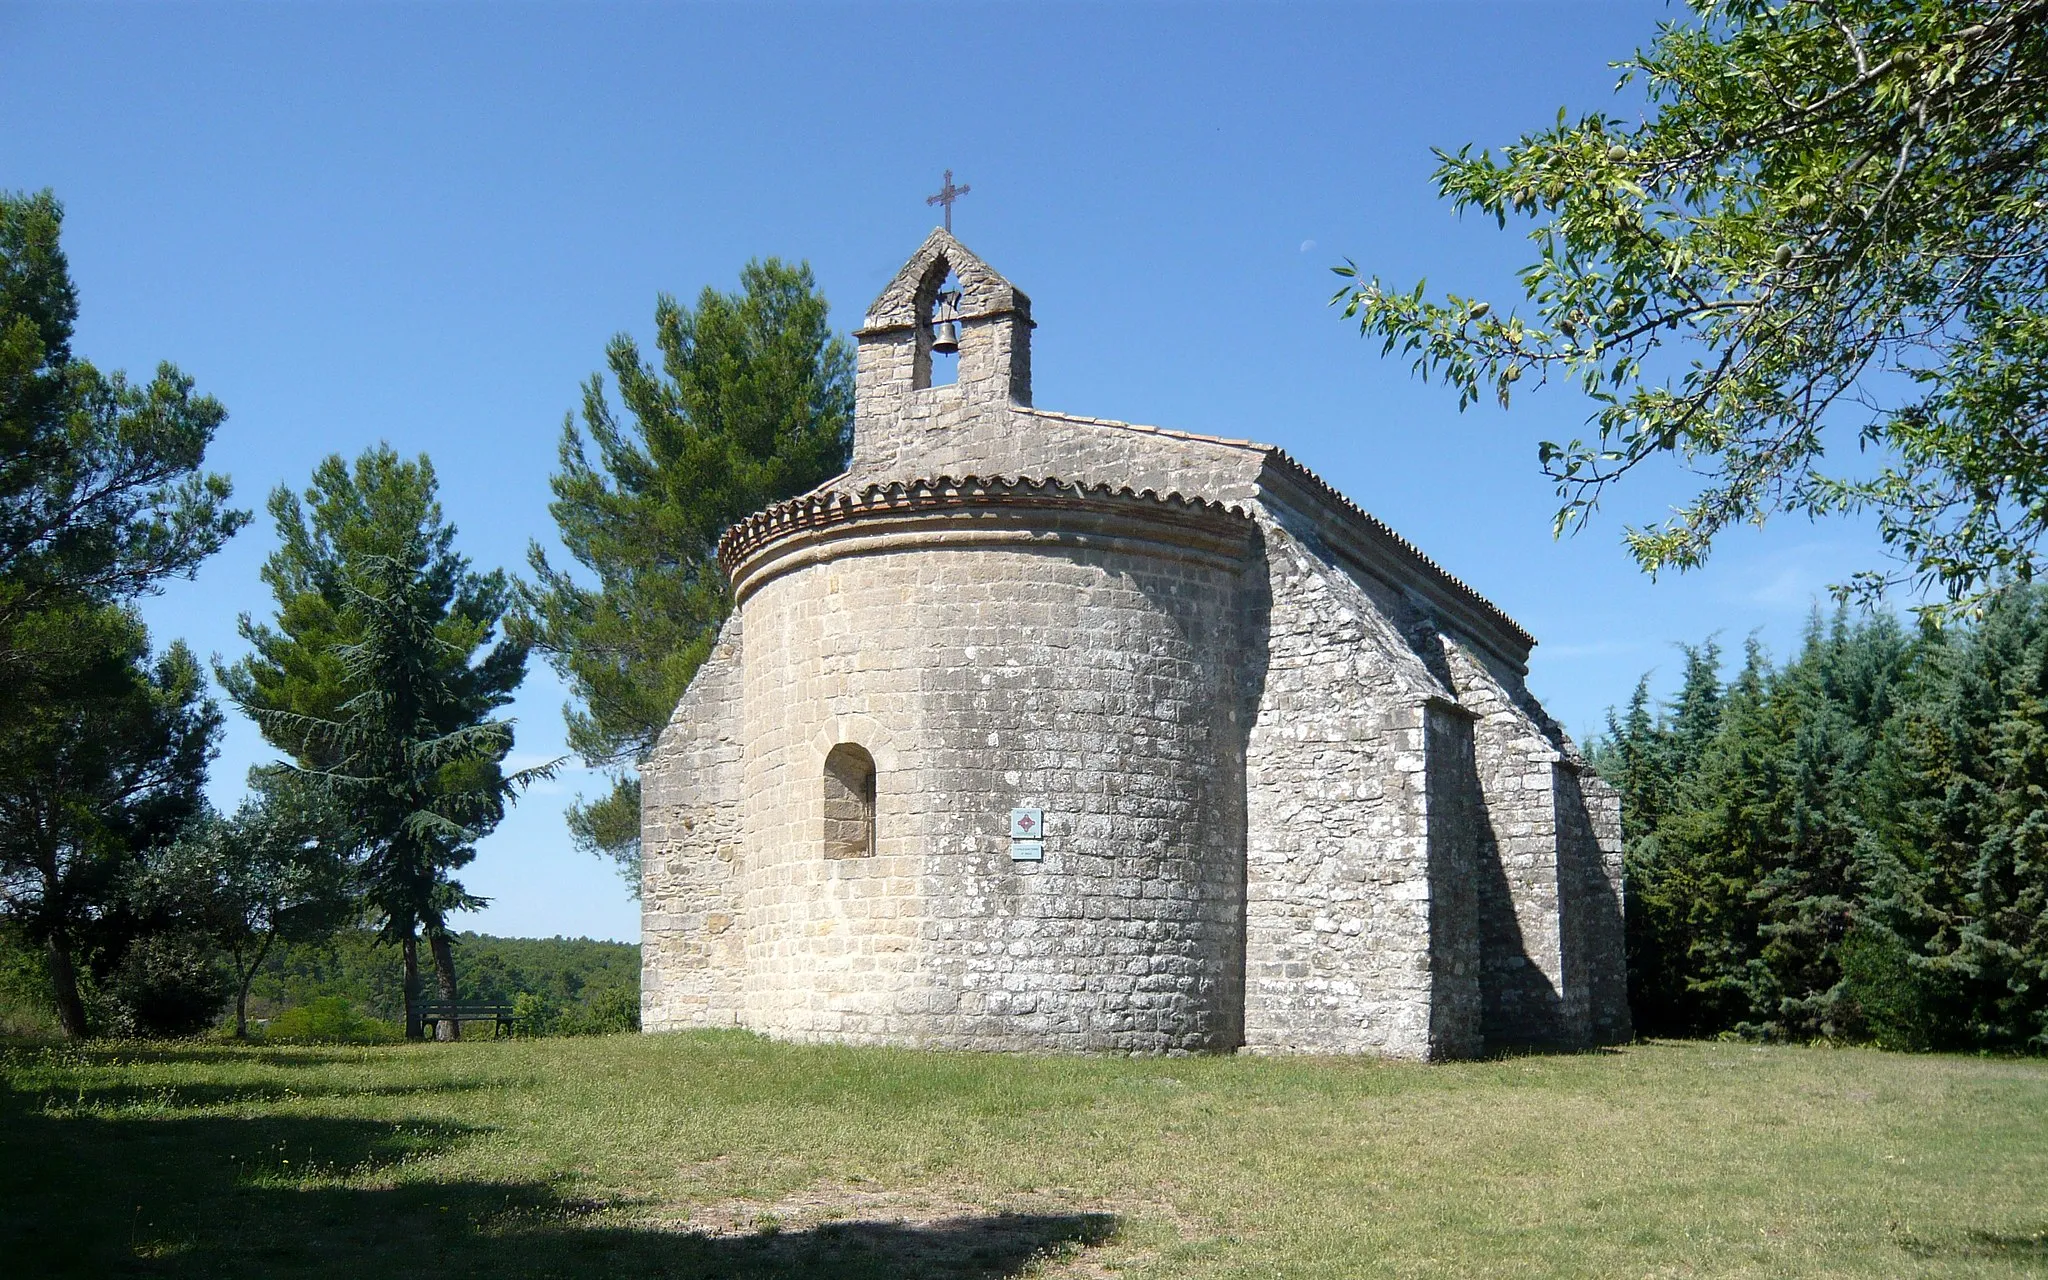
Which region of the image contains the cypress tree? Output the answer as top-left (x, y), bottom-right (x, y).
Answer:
top-left (1596, 595), bottom-right (2048, 1052)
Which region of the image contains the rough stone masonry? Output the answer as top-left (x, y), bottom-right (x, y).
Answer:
top-left (639, 229), bottom-right (1629, 1059)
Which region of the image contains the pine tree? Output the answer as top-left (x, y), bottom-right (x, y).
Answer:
top-left (0, 606), bottom-right (217, 1037)
top-left (518, 260), bottom-right (852, 886)
top-left (1744, 612), bottom-right (1906, 1039)
top-left (0, 190), bottom-right (242, 1037)
top-left (223, 447), bottom-right (543, 1039)
top-left (1603, 639), bottom-right (1732, 1035)
top-left (1599, 598), bottom-right (2048, 1052)
top-left (1593, 675), bottom-right (1686, 1032)
top-left (0, 190), bottom-right (245, 637)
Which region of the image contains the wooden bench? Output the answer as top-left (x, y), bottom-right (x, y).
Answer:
top-left (418, 1000), bottom-right (517, 1039)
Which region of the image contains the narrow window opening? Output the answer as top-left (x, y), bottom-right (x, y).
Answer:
top-left (823, 743), bottom-right (877, 859)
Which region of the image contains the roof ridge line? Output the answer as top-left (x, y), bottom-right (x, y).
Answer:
top-left (1018, 406), bottom-right (1271, 452)
top-left (1258, 450), bottom-right (1533, 647)
top-left (1014, 408), bottom-right (1528, 645)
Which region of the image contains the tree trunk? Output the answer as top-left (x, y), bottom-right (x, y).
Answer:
top-left (234, 931), bottom-right (276, 1040)
top-left (427, 927), bottom-right (459, 1041)
top-left (402, 930), bottom-right (424, 1041)
top-left (46, 933), bottom-right (90, 1041)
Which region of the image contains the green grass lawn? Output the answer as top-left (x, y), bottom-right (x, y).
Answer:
top-left (2, 1033), bottom-right (2044, 1278)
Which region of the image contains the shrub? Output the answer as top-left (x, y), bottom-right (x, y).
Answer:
top-left (511, 986), bottom-right (637, 1037)
top-left (1837, 927), bottom-right (1945, 1051)
top-left (0, 925), bottom-right (61, 1038)
top-left (509, 990), bottom-right (559, 1037)
top-left (557, 985), bottom-right (638, 1036)
top-left (263, 996), bottom-right (400, 1044)
top-left (112, 934), bottom-right (232, 1038)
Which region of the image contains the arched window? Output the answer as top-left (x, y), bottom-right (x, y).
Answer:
top-left (822, 743), bottom-right (877, 859)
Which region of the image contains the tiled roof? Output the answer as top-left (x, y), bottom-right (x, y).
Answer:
top-left (717, 473), bottom-right (1251, 575)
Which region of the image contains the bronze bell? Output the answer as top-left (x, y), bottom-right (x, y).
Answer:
top-left (931, 320), bottom-right (960, 354)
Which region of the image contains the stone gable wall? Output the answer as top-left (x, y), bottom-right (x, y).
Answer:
top-left (850, 391), bottom-right (1265, 509)
top-left (1564, 768), bottom-right (1632, 1044)
top-left (1443, 635), bottom-right (1573, 1045)
top-left (860, 227), bottom-right (1028, 331)
top-left (853, 313), bottom-right (1032, 434)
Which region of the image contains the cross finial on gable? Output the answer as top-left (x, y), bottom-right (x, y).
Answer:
top-left (925, 170), bottom-right (970, 232)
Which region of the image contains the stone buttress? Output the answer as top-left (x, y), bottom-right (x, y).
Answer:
top-left (639, 228), bottom-right (1629, 1057)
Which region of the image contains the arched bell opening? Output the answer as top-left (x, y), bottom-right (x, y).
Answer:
top-left (913, 259), bottom-right (962, 389)
top-left (822, 743), bottom-right (878, 859)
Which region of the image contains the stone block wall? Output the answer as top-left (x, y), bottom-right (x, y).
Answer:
top-left (849, 402), bottom-right (1267, 511)
top-left (1239, 519), bottom-right (1456, 1058)
top-left (1561, 767), bottom-right (1632, 1044)
top-left (1239, 477), bottom-right (1617, 1055)
top-left (1424, 701), bottom-right (1485, 1059)
top-left (726, 493), bottom-right (1257, 1052)
top-left (1439, 637), bottom-right (1574, 1045)
top-left (639, 619), bottom-right (747, 1032)
top-left (852, 315), bottom-right (1029, 444)
top-left (1435, 636), bottom-right (1635, 1048)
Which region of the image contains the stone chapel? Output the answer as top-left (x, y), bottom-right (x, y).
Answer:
top-left (639, 229), bottom-right (1629, 1060)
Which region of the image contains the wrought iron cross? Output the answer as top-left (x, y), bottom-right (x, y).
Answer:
top-left (926, 169), bottom-right (970, 232)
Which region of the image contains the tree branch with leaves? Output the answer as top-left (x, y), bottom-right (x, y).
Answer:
top-left (1337, 0), bottom-right (2048, 611)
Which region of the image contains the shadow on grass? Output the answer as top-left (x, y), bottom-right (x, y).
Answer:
top-left (38, 1043), bottom-right (418, 1069)
top-left (0, 1088), bottom-right (1116, 1278)
top-left (35, 1076), bottom-right (495, 1113)
top-left (1479, 1042), bottom-right (1630, 1060)
top-left (1899, 1227), bottom-right (2048, 1262)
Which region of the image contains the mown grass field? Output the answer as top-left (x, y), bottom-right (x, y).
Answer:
top-left (2, 1032), bottom-right (2044, 1278)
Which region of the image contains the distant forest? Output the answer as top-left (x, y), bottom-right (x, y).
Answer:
top-left (1, 929), bottom-right (638, 1040)
top-left (244, 931), bottom-right (639, 1025)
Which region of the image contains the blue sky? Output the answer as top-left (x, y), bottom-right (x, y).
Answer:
top-left (4, 2), bottom-right (1892, 943)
